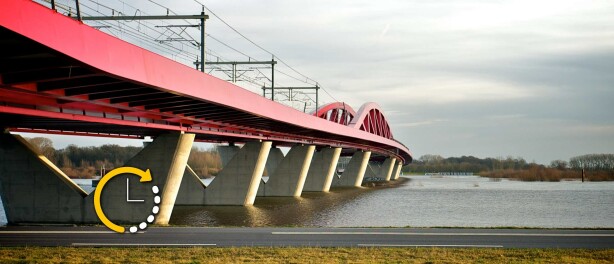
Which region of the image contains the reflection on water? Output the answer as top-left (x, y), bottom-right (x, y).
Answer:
top-left (170, 185), bottom-right (384, 226)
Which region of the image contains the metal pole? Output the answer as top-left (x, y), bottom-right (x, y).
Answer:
top-left (271, 55), bottom-right (275, 101)
top-left (232, 63), bottom-right (236, 82)
top-left (200, 11), bottom-right (205, 72)
top-left (51, 0), bottom-right (55, 11)
top-left (75, 0), bottom-right (82, 21)
top-left (315, 84), bottom-right (319, 114)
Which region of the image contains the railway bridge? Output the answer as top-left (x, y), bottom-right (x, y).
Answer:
top-left (0, 0), bottom-right (412, 226)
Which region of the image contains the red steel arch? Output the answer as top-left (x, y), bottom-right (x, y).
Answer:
top-left (316, 102), bottom-right (394, 140)
top-left (349, 103), bottom-right (393, 140)
top-left (313, 102), bottom-right (356, 126)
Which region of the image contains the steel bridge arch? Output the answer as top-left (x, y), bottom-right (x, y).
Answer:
top-left (349, 103), bottom-right (393, 140)
top-left (315, 102), bottom-right (394, 140)
top-left (313, 102), bottom-right (356, 126)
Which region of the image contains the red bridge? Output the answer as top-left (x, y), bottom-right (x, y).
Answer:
top-left (0, 0), bottom-right (412, 227)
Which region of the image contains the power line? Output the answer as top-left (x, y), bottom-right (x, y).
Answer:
top-left (80, 4), bottom-right (199, 63)
top-left (78, 0), bottom-right (204, 66)
top-left (200, 3), bottom-right (273, 57)
top-left (50, 0), bottom-right (339, 104)
top-left (197, 2), bottom-right (338, 102)
top-left (121, 0), bottom-right (336, 102)
top-left (206, 34), bottom-right (254, 61)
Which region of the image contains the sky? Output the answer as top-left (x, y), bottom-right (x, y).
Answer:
top-left (32, 0), bottom-right (614, 164)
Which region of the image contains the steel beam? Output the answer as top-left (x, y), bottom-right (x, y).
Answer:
top-left (81, 15), bottom-right (209, 21)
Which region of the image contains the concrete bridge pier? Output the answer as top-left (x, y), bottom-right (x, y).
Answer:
top-left (199, 141), bottom-right (272, 205)
top-left (83, 132), bottom-right (195, 225)
top-left (303, 147), bottom-right (341, 192)
top-left (258, 145), bottom-right (316, 197)
top-left (175, 144), bottom-right (242, 206)
top-left (264, 146), bottom-right (285, 178)
top-left (391, 161), bottom-right (403, 180)
top-left (334, 150), bottom-right (372, 187)
top-left (0, 133), bottom-right (87, 224)
top-left (363, 162), bottom-right (379, 180)
top-left (379, 157), bottom-right (397, 181)
top-left (0, 132), bottom-right (195, 225)
top-left (218, 144), bottom-right (240, 167)
top-left (174, 165), bottom-right (207, 206)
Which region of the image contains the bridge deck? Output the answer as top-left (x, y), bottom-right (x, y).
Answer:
top-left (0, 0), bottom-right (411, 163)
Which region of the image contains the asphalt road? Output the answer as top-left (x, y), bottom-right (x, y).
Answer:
top-left (0, 226), bottom-right (612, 248)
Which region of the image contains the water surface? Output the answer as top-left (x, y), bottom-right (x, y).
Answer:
top-left (1, 176), bottom-right (613, 228)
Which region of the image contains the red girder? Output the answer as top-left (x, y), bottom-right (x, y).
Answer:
top-left (0, 0), bottom-right (412, 163)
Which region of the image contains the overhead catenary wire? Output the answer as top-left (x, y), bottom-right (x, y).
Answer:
top-left (77, 1), bottom-right (202, 63)
top-left (121, 0), bottom-right (337, 103)
top-left (189, 0), bottom-right (338, 102)
top-left (41, 0), bottom-right (260, 91)
top-left (45, 0), bottom-right (338, 107)
top-left (206, 33), bottom-right (254, 61)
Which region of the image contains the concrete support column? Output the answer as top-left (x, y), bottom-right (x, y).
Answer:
top-left (303, 147), bottom-right (341, 192)
top-left (393, 162), bottom-right (403, 180)
top-left (381, 157), bottom-right (397, 181)
top-left (154, 133), bottom-right (195, 224)
top-left (390, 160), bottom-right (403, 180)
top-left (82, 133), bottom-right (195, 224)
top-left (390, 160), bottom-right (399, 180)
top-left (259, 145), bottom-right (316, 197)
top-left (202, 141), bottom-right (271, 205)
top-left (336, 150), bottom-right (372, 187)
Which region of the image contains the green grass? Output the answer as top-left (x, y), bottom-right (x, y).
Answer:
top-left (0, 247), bottom-right (611, 263)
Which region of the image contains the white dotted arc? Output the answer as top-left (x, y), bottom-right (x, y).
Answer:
top-left (129, 185), bottom-right (161, 234)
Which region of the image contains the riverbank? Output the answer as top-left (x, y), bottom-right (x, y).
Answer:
top-left (479, 168), bottom-right (614, 182)
top-left (0, 247), bottom-right (611, 263)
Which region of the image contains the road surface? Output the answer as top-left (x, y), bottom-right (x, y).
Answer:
top-left (0, 226), bottom-right (612, 248)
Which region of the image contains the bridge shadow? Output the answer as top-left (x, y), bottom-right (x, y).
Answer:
top-left (169, 181), bottom-right (406, 227)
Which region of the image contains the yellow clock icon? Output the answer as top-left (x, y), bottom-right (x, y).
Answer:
top-left (93, 167), bottom-right (161, 233)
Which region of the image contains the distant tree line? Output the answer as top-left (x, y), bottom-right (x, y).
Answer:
top-left (25, 137), bottom-right (222, 179)
top-left (23, 136), bottom-right (613, 181)
top-left (406, 154), bottom-right (528, 174)
top-left (569, 154), bottom-right (614, 171)
top-left (405, 154), bottom-right (614, 181)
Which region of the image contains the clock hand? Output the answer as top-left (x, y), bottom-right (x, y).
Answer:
top-left (126, 178), bottom-right (145, 202)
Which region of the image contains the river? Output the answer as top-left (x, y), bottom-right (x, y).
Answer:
top-left (1, 176), bottom-right (612, 228)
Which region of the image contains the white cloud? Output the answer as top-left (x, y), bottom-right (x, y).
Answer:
top-left (438, 0), bottom-right (591, 31)
top-left (395, 119), bottom-right (447, 128)
top-left (568, 124), bottom-right (614, 136)
top-left (352, 77), bottom-right (534, 105)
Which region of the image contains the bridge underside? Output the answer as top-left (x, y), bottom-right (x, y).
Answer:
top-left (0, 26), bottom-right (409, 162)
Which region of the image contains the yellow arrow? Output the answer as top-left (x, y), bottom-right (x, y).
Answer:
top-left (93, 167), bottom-right (152, 233)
